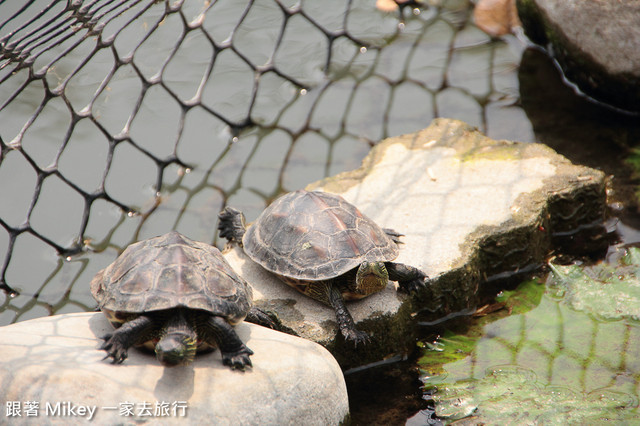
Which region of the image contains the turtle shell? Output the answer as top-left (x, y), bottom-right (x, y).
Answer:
top-left (91, 231), bottom-right (252, 326)
top-left (243, 190), bottom-right (399, 280)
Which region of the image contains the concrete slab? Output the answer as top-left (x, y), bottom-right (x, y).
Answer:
top-left (224, 119), bottom-right (606, 368)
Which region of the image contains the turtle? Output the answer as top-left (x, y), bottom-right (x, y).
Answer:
top-left (217, 190), bottom-right (428, 345)
top-left (90, 231), bottom-right (259, 369)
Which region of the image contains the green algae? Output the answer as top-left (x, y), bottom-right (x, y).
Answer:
top-left (548, 248), bottom-right (640, 320)
top-left (419, 255), bottom-right (640, 424)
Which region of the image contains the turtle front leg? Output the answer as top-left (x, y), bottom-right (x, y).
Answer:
top-left (386, 262), bottom-right (429, 293)
top-left (327, 284), bottom-right (371, 346)
top-left (200, 316), bottom-right (254, 370)
top-left (218, 207), bottom-right (247, 244)
top-left (100, 315), bottom-right (157, 364)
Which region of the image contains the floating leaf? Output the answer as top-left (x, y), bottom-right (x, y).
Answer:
top-left (473, 0), bottom-right (521, 37)
top-left (495, 278), bottom-right (545, 315)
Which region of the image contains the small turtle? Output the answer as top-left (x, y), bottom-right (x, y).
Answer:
top-left (218, 190), bottom-right (428, 345)
top-left (91, 231), bottom-right (257, 368)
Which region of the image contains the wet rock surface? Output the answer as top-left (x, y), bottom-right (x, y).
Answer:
top-left (224, 118), bottom-right (607, 368)
top-left (0, 313), bottom-right (349, 425)
top-left (517, 0), bottom-right (640, 112)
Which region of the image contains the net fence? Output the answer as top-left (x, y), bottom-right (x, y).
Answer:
top-left (0, 0), bottom-right (526, 324)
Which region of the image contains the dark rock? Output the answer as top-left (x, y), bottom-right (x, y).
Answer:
top-left (517, 0), bottom-right (640, 112)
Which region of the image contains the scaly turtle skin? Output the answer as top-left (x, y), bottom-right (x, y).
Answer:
top-left (218, 190), bottom-right (428, 345)
top-left (91, 231), bottom-right (255, 369)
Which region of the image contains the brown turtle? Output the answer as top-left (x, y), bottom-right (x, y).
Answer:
top-left (218, 190), bottom-right (428, 345)
top-left (91, 231), bottom-right (258, 368)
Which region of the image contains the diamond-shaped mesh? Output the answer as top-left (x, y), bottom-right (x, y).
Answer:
top-left (0, 0), bottom-right (526, 323)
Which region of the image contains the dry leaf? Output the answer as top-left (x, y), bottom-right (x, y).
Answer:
top-left (376, 0), bottom-right (418, 12)
top-left (472, 302), bottom-right (506, 317)
top-left (377, 0), bottom-right (400, 12)
top-left (474, 0), bottom-right (522, 37)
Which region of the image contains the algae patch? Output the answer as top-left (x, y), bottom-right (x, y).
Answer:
top-left (548, 247), bottom-right (640, 320)
top-left (419, 269), bottom-right (640, 424)
top-left (434, 365), bottom-right (637, 423)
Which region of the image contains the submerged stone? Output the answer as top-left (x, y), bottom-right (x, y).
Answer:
top-left (224, 118), bottom-right (606, 368)
top-left (0, 313), bottom-right (349, 425)
top-left (548, 247), bottom-right (640, 320)
top-left (517, 0), bottom-right (640, 112)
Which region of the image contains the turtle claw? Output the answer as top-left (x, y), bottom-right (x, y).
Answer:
top-left (218, 207), bottom-right (246, 243)
top-left (398, 269), bottom-right (429, 294)
top-left (383, 228), bottom-right (404, 245)
top-left (100, 333), bottom-right (129, 364)
top-left (342, 328), bottom-right (371, 346)
top-left (221, 345), bottom-right (254, 370)
top-left (245, 306), bottom-right (279, 330)
top-left (399, 275), bottom-right (428, 294)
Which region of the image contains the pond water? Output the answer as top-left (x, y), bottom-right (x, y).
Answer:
top-left (1, 0), bottom-right (640, 424)
top-left (417, 265), bottom-right (640, 424)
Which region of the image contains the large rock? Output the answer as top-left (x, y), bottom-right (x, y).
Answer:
top-left (517, 0), bottom-right (640, 112)
top-left (0, 313), bottom-right (349, 425)
top-left (225, 118), bottom-right (606, 368)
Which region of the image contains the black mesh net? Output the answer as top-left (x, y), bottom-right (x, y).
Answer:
top-left (0, 0), bottom-right (526, 323)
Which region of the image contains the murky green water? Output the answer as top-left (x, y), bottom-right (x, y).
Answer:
top-left (420, 269), bottom-right (640, 424)
top-left (1, 0), bottom-right (640, 423)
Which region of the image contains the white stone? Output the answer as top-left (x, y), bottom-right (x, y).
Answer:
top-left (0, 312), bottom-right (349, 425)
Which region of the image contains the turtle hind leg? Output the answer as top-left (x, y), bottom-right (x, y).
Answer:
top-left (245, 306), bottom-right (279, 330)
top-left (383, 228), bottom-right (404, 245)
top-left (100, 315), bottom-right (157, 364)
top-left (386, 262), bottom-right (429, 293)
top-left (217, 207), bottom-right (247, 244)
top-left (327, 284), bottom-right (370, 346)
top-left (200, 316), bottom-right (254, 370)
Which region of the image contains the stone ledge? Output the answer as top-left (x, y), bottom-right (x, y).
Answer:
top-left (0, 312), bottom-right (349, 425)
top-left (224, 119), bottom-right (606, 368)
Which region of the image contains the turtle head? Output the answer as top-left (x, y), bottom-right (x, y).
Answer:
top-left (155, 332), bottom-right (197, 366)
top-left (355, 261), bottom-right (389, 296)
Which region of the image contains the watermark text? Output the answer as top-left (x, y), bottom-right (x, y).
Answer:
top-left (6, 401), bottom-right (188, 421)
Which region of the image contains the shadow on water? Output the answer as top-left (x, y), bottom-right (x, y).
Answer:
top-left (519, 48), bottom-right (640, 231)
top-left (345, 359), bottom-right (431, 426)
